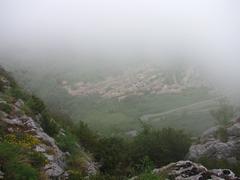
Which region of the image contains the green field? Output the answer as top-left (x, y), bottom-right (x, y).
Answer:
top-left (64, 88), bottom-right (218, 136)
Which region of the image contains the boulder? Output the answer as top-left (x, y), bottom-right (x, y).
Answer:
top-left (188, 119), bottom-right (240, 162)
top-left (44, 163), bottom-right (64, 178)
top-left (153, 161), bottom-right (240, 180)
top-left (15, 99), bottom-right (24, 108)
top-left (227, 123), bottom-right (240, 137)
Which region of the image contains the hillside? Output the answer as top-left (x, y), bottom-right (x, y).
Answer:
top-left (0, 66), bottom-right (97, 179)
top-left (1, 65), bottom-right (240, 180)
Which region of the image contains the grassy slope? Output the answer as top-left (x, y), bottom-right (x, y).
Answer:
top-left (70, 88), bottom-right (216, 136)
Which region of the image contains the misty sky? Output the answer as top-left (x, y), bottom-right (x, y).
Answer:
top-left (1, 0), bottom-right (240, 101)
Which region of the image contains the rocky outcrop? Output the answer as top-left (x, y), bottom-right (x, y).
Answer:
top-left (188, 118), bottom-right (240, 163)
top-left (153, 160), bottom-right (240, 180)
top-left (0, 72), bottom-right (67, 178)
top-left (0, 66), bottom-right (99, 179)
top-left (0, 99), bottom-right (68, 179)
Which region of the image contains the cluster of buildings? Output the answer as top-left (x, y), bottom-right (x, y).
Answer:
top-left (62, 64), bottom-right (205, 101)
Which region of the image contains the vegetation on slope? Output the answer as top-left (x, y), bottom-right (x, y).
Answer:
top-left (0, 66), bottom-right (193, 179)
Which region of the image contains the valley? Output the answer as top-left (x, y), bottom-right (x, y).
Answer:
top-left (2, 62), bottom-right (218, 136)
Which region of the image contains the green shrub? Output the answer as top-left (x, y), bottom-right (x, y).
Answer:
top-left (7, 87), bottom-right (28, 101)
top-left (135, 156), bottom-right (154, 173)
top-left (131, 127), bottom-right (191, 168)
top-left (67, 153), bottom-right (88, 175)
top-left (0, 142), bottom-right (20, 161)
top-left (56, 132), bottom-right (78, 153)
top-left (40, 112), bottom-right (59, 137)
top-left (95, 136), bottom-right (129, 175)
top-left (74, 121), bottom-right (99, 151)
top-left (0, 142), bottom-right (39, 180)
top-left (5, 162), bottom-right (38, 180)
top-left (0, 102), bottom-right (12, 114)
top-left (28, 151), bottom-right (47, 169)
top-left (26, 95), bottom-right (46, 114)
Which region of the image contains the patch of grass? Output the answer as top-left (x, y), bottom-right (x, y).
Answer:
top-left (0, 142), bottom-right (39, 179)
top-left (69, 88), bottom-right (216, 136)
top-left (0, 102), bottom-right (12, 114)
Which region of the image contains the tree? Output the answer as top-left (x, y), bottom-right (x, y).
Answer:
top-left (74, 121), bottom-right (99, 151)
top-left (131, 127), bottom-right (191, 168)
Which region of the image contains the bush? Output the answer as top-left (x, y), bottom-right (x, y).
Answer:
top-left (95, 136), bottom-right (130, 175)
top-left (0, 142), bottom-right (20, 161)
top-left (74, 121), bottom-right (99, 151)
top-left (0, 142), bottom-right (39, 179)
top-left (5, 162), bottom-right (38, 180)
top-left (7, 87), bottom-right (29, 101)
top-left (56, 132), bottom-right (78, 153)
top-left (0, 102), bottom-right (12, 114)
top-left (28, 151), bottom-right (47, 169)
top-left (26, 95), bottom-right (46, 114)
top-left (40, 112), bottom-right (59, 137)
top-left (131, 127), bottom-right (191, 168)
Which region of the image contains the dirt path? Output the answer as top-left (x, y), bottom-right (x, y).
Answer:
top-left (140, 97), bottom-right (222, 122)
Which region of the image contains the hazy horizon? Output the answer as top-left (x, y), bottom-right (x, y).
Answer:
top-left (1, 0), bottom-right (240, 102)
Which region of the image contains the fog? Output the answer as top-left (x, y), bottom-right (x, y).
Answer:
top-left (0, 0), bottom-right (240, 102)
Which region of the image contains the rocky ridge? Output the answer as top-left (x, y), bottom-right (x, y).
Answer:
top-left (0, 66), bottom-right (97, 179)
top-left (0, 75), bottom-right (67, 178)
top-left (188, 117), bottom-right (240, 164)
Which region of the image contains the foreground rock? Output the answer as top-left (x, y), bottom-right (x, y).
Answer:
top-left (153, 160), bottom-right (240, 180)
top-left (188, 117), bottom-right (240, 163)
top-left (1, 109), bottom-right (68, 179)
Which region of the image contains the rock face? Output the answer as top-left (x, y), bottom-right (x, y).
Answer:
top-left (153, 160), bottom-right (240, 180)
top-left (0, 104), bottom-right (67, 179)
top-left (0, 68), bottom-right (67, 179)
top-left (0, 66), bottom-right (98, 179)
top-left (188, 118), bottom-right (240, 163)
